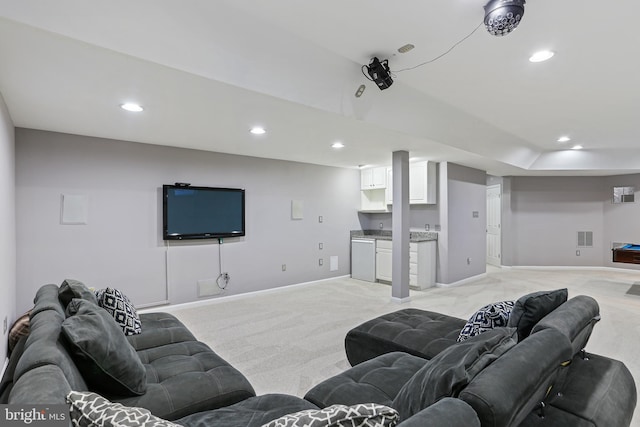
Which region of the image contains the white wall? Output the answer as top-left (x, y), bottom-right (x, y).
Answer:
top-left (0, 92), bottom-right (15, 362)
top-left (15, 129), bottom-right (361, 312)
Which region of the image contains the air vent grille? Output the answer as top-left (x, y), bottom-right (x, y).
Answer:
top-left (577, 231), bottom-right (593, 248)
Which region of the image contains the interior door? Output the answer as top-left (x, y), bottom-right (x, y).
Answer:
top-left (486, 185), bottom-right (501, 266)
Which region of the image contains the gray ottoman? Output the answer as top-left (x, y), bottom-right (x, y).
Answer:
top-left (345, 308), bottom-right (465, 365)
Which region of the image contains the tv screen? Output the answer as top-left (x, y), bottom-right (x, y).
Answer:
top-left (163, 185), bottom-right (245, 240)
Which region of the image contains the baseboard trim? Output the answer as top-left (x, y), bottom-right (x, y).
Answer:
top-left (391, 296), bottom-right (412, 304)
top-left (139, 275), bottom-right (351, 314)
top-left (509, 265), bottom-right (640, 272)
top-left (436, 272), bottom-right (488, 288)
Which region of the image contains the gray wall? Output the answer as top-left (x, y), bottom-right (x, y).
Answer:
top-left (505, 175), bottom-right (640, 270)
top-left (439, 163), bottom-right (487, 283)
top-left (509, 177), bottom-right (604, 266)
top-left (15, 129), bottom-right (361, 312)
top-left (357, 205), bottom-right (439, 232)
top-left (0, 93), bottom-right (15, 362)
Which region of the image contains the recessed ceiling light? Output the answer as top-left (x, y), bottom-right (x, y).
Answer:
top-left (120, 103), bottom-right (143, 112)
top-left (557, 136), bottom-right (571, 143)
top-left (529, 50), bottom-right (555, 63)
top-left (571, 145), bottom-right (583, 150)
top-left (331, 142), bottom-right (345, 149)
top-left (250, 127), bottom-right (266, 135)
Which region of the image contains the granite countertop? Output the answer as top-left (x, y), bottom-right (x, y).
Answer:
top-left (350, 230), bottom-right (437, 242)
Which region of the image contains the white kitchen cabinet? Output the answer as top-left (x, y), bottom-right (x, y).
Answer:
top-left (360, 167), bottom-right (387, 190)
top-left (385, 161), bottom-right (436, 205)
top-left (410, 241), bottom-right (436, 289)
top-left (375, 239), bottom-right (436, 289)
top-left (375, 240), bottom-right (393, 282)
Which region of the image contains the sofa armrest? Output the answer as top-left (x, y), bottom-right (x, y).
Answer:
top-left (544, 353), bottom-right (637, 427)
top-left (398, 398), bottom-right (480, 427)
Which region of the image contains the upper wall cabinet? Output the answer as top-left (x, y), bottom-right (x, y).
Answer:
top-left (360, 166), bottom-right (389, 211)
top-left (360, 167), bottom-right (387, 190)
top-left (386, 161), bottom-right (437, 205)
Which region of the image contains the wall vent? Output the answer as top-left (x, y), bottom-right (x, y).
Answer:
top-left (613, 186), bottom-right (635, 203)
top-left (577, 231), bottom-right (593, 248)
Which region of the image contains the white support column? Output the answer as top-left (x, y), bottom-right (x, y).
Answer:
top-left (391, 150), bottom-right (410, 303)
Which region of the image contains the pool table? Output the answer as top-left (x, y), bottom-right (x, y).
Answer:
top-left (612, 244), bottom-right (640, 264)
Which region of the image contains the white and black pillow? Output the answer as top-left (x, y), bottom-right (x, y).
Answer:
top-left (261, 403), bottom-right (398, 427)
top-left (457, 300), bottom-right (515, 342)
top-left (67, 391), bottom-right (181, 427)
top-left (95, 287), bottom-right (142, 335)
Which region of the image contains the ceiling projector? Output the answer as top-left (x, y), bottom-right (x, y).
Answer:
top-left (364, 57), bottom-right (393, 90)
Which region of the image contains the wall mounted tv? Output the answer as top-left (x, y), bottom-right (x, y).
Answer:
top-left (163, 184), bottom-right (245, 240)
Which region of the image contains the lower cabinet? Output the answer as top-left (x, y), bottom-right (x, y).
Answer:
top-left (375, 240), bottom-right (393, 282)
top-left (375, 240), bottom-right (436, 289)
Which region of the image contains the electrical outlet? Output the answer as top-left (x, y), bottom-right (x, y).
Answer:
top-left (425, 224), bottom-right (430, 231)
top-left (576, 250), bottom-right (581, 256)
top-left (318, 216), bottom-right (323, 223)
top-left (319, 242), bottom-right (323, 250)
top-left (282, 264), bottom-right (287, 271)
top-left (467, 257), bottom-right (471, 265)
top-left (319, 258), bottom-right (324, 266)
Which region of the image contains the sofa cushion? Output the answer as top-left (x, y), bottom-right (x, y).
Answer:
top-left (58, 279), bottom-right (98, 308)
top-left (176, 394), bottom-right (319, 427)
top-left (508, 288), bottom-right (568, 341)
top-left (304, 352), bottom-right (426, 408)
top-left (13, 285), bottom-right (88, 397)
top-left (115, 339), bottom-right (256, 420)
top-left (393, 328), bottom-right (516, 421)
top-left (67, 391), bottom-right (181, 427)
top-left (261, 403), bottom-right (399, 427)
top-left (62, 298), bottom-right (147, 396)
top-left (457, 301), bottom-right (515, 342)
top-left (95, 287), bottom-right (142, 336)
top-left (126, 312), bottom-right (196, 351)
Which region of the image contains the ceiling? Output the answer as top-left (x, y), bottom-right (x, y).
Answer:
top-left (0, 0), bottom-right (639, 176)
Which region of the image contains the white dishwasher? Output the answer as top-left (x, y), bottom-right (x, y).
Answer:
top-left (351, 239), bottom-right (376, 282)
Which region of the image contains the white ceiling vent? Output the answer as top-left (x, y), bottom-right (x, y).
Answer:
top-left (577, 231), bottom-right (593, 248)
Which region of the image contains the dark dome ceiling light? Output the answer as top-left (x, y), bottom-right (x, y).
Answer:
top-left (484, 0), bottom-right (526, 36)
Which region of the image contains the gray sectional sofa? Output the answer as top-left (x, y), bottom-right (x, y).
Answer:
top-left (3, 283), bottom-right (256, 420)
top-left (1, 283), bottom-right (636, 427)
top-left (307, 291), bottom-right (637, 427)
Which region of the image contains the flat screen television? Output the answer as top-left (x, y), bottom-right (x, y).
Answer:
top-left (163, 185), bottom-right (245, 240)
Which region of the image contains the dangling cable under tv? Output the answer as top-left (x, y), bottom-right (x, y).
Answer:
top-left (163, 184), bottom-right (246, 240)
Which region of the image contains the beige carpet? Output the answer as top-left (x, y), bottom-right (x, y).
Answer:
top-left (166, 266), bottom-right (640, 426)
